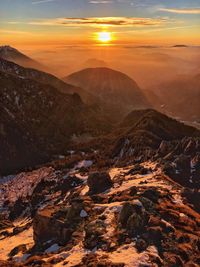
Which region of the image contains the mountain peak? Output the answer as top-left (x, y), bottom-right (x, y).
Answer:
top-left (0, 45), bottom-right (46, 71)
top-left (0, 45), bottom-right (18, 52)
top-left (0, 45), bottom-right (22, 57)
top-left (65, 67), bottom-right (150, 118)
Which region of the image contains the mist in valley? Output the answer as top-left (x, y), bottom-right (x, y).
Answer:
top-left (19, 44), bottom-right (200, 126)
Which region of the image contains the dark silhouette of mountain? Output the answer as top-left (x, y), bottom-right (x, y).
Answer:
top-left (119, 109), bottom-right (199, 143)
top-left (64, 67), bottom-right (150, 118)
top-left (0, 45), bottom-right (45, 70)
top-left (0, 57), bottom-right (89, 98)
top-left (107, 109), bottom-right (200, 158)
top-left (0, 71), bottom-right (111, 175)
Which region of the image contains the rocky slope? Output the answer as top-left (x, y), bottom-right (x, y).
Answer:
top-left (0, 158), bottom-right (200, 266)
top-left (0, 110), bottom-right (200, 266)
top-left (0, 70), bottom-right (111, 175)
top-left (64, 67), bottom-right (150, 119)
top-left (0, 46), bottom-right (44, 71)
top-left (94, 109), bottom-right (200, 189)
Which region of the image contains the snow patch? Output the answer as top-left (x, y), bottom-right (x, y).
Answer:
top-left (80, 209), bottom-right (88, 218)
top-left (45, 244), bottom-right (60, 254)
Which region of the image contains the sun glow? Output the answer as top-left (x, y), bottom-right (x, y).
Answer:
top-left (97, 31), bottom-right (112, 43)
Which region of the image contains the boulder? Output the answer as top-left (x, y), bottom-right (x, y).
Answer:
top-left (9, 244), bottom-right (27, 257)
top-left (118, 202), bottom-right (136, 227)
top-left (33, 197), bottom-right (90, 245)
top-left (84, 219), bottom-right (106, 250)
top-left (87, 172), bottom-right (113, 194)
top-left (126, 213), bottom-right (146, 236)
top-left (33, 206), bottom-right (73, 245)
top-left (118, 200), bottom-right (148, 236)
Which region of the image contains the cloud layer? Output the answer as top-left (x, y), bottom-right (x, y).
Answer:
top-left (159, 8), bottom-right (200, 14)
top-left (28, 17), bottom-right (169, 27)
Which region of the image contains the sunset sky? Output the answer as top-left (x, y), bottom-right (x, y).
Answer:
top-left (0, 0), bottom-right (200, 46)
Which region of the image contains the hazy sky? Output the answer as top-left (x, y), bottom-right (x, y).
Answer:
top-left (0, 0), bottom-right (200, 46)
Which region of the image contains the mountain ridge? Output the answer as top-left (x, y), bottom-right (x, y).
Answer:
top-left (0, 45), bottom-right (45, 71)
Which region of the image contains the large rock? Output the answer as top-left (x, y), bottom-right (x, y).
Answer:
top-left (33, 198), bottom-right (89, 245)
top-left (8, 244), bottom-right (27, 257)
top-left (33, 206), bottom-right (71, 245)
top-left (118, 202), bottom-right (136, 227)
top-left (84, 219), bottom-right (107, 250)
top-left (87, 172), bottom-right (113, 194)
top-left (118, 200), bottom-right (149, 236)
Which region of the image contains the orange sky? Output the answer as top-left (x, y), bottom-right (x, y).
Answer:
top-left (0, 1), bottom-right (200, 47)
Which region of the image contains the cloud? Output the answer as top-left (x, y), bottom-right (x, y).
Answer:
top-left (0, 29), bottom-right (32, 35)
top-left (29, 17), bottom-right (169, 27)
top-left (32, 0), bottom-right (57, 4)
top-left (89, 0), bottom-right (114, 3)
top-left (159, 8), bottom-right (200, 14)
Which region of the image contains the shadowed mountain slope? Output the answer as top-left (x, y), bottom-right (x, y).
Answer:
top-left (0, 70), bottom-right (111, 175)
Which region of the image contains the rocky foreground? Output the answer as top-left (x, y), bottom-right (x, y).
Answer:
top-left (0, 110), bottom-right (200, 267)
top-left (0, 154), bottom-right (200, 266)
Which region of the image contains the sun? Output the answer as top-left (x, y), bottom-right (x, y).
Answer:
top-left (97, 31), bottom-right (112, 43)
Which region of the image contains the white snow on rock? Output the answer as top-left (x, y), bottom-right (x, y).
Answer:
top-left (80, 209), bottom-right (88, 218)
top-left (108, 163), bottom-right (173, 196)
top-left (99, 203), bottom-right (122, 239)
top-left (53, 242), bottom-right (87, 267)
top-left (74, 160), bottom-right (93, 170)
top-left (45, 243), bottom-right (60, 254)
top-left (0, 226), bottom-right (33, 260)
top-left (104, 244), bottom-right (160, 267)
